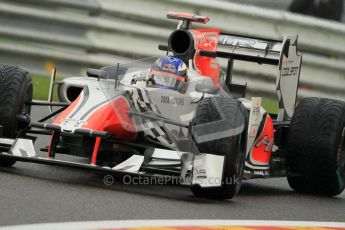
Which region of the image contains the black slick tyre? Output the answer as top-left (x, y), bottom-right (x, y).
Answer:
top-left (0, 64), bottom-right (33, 167)
top-left (190, 97), bottom-right (246, 199)
top-left (286, 97), bottom-right (345, 196)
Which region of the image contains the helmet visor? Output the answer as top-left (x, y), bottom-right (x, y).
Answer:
top-left (150, 70), bottom-right (185, 90)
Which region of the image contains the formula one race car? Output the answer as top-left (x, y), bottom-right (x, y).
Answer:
top-left (0, 12), bottom-right (344, 199)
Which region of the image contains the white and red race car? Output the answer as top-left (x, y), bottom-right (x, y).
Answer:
top-left (0, 12), bottom-right (344, 199)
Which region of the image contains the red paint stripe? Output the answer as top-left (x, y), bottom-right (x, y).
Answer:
top-left (53, 93), bottom-right (82, 124)
top-left (90, 137), bottom-right (102, 165)
top-left (175, 226), bottom-right (216, 230)
top-left (47, 131), bottom-right (55, 158)
top-left (242, 226), bottom-right (293, 230)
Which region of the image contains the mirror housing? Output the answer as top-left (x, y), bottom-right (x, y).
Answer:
top-left (195, 84), bottom-right (220, 95)
top-left (86, 68), bottom-right (108, 79)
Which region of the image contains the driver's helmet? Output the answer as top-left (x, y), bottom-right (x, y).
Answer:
top-left (149, 56), bottom-right (187, 90)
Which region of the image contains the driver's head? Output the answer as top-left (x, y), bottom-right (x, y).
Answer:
top-left (149, 56), bottom-right (187, 90)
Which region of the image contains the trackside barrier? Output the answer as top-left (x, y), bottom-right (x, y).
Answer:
top-left (0, 0), bottom-right (344, 100)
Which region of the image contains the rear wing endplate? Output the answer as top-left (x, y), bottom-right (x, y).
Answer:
top-left (200, 34), bottom-right (302, 121)
top-left (276, 36), bottom-right (302, 121)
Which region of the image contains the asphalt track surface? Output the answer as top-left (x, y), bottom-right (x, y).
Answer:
top-left (0, 107), bottom-right (344, 226)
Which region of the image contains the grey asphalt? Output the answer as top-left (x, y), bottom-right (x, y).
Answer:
top-left (0, 107), bottom-right (344, 227)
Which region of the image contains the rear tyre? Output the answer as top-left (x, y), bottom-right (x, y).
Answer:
top-left (190, 97), bottom-right (246, 200)
top-left (0, 64), bottom-right (33, 167)
top-left (286, 97), bottom-right (345, 196)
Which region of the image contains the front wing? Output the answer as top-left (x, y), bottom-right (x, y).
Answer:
top-left (0, 137), bottom-right (225, 188)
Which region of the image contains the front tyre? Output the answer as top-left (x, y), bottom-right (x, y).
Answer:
top-left (0, 64), bottom-right (33, 167)
top-left (286, 97), bottom-right (345, 196)
top-left (190, 97), bottom-right (246, 200)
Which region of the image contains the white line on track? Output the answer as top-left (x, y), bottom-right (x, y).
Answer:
top-left (1, 219), bottom-right (345, 230)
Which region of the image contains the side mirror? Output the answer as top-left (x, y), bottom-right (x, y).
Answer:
top-left (195, 84), bottom-right (220, 95)
top-left (86, 68), bottom-right (108, 79)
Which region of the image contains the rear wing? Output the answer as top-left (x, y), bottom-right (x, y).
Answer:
top-left (218, 34), bottom-right (282, 64)
top-left (200, 34), bottom-right (302, 121)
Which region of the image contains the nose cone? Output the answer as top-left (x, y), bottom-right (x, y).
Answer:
top-left (82, 96), bottom-right (137, 141)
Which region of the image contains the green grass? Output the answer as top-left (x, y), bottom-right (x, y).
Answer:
top-left (32, 75), bottom-right (59, 101)
top-left (261, 98), bottom-right (279, 114)
top-left (246, 93), bottom-right (279, 114)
